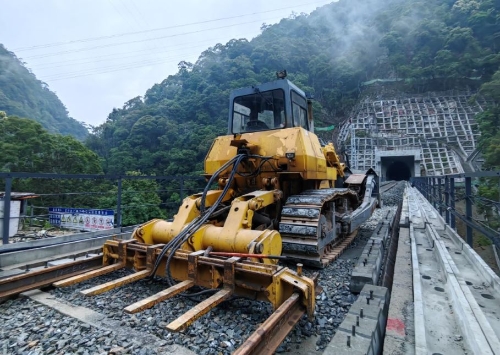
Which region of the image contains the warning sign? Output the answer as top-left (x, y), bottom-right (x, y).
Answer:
top-left (49, 208), bottom-right (114, 231)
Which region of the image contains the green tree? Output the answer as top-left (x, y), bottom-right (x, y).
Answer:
top-left (0, 114), bottom-right (103, 207)
top-left (0, 45), bottom-right (88, 140)
top-left (98, 171), bottom-right (166, 226)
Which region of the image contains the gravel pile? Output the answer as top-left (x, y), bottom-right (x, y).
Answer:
top-left (9, 230), bottom-right (77, 244)
top-left (51, 273), bottom-right (273, 355)
top-left (381, 181), bottom-right (407, 206)
top-left (0, 298), bottom-right (159, 355)
top-left (51, 262), bottom-right (358, 354)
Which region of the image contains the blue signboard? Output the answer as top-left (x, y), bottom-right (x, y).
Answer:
top-left (49, 207), bottom-right (114, 231)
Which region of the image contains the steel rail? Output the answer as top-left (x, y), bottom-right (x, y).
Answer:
top-left (235, 273), bottom-right (320, 355)
top-left (235, 293), bottom-right (304, 355)
top-left (0, 255), bottom-right (103, 299)
top-left (379, 181), bottom-right (399, 194)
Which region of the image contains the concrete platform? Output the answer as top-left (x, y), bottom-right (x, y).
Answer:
top-left (383, 227), bottom-right (415, 355)
top-left (404, 187), bottom-right (500, 355)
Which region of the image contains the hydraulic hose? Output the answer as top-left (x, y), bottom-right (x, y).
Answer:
top-left (149, 154), bottom-right (246, 285)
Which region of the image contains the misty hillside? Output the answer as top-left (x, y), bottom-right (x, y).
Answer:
top-left (0, 44), bottom-right (88, 140)
top-left (86, 0), bottom-right (500, 176)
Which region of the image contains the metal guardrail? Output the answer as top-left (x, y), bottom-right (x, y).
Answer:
top-left (0, 172), bottom-right (205, 245)
top-left (411, 170), bottom-right (500, 248)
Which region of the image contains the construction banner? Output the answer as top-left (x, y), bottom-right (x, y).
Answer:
top-left (49, 207), bottom-right (114, 231)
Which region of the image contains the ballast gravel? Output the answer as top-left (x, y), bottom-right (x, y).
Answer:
top-left (0, 298), bottom-right (161, 355)
top-left (1, 183), bottom-right (404, 355)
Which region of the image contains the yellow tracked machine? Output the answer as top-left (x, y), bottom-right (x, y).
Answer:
top-left (54, 73), bottom-right (379, 352)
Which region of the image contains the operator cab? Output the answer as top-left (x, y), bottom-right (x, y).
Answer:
top-left (229, 77), bottom-right (310, 134)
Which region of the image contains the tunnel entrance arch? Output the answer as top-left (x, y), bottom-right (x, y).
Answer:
top-left (386, 161), bottom-right (411, 181)
top-left (376, 150), bottom-right (420, 182)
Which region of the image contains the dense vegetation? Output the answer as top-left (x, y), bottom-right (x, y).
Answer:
top-left (0, 111), bottom-right (102, 207)
top-left (475, 72), bottom-right (500, 229)
top-left (86, 0), bottom-right (500, 178)
top-left (3, 0), bottom-right (500, 227)
top-left (0, 112), bottom-right (165, 225)
top-left (0, 112), bottom-right (101, 175)
top-left (0, 45), bottom-right (88, 140)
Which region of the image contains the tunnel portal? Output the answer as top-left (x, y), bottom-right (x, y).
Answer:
top-left (377, 152), bottom-right (419, 182)
top-left (386, 161), bottom-right (412, 181)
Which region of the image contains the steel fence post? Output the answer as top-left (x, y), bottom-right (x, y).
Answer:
top-left (117, 177), bottom-right (122, 228)
top-left (2, 176), bottom-right (12, 245)
top-left (431, 177), bottom-right (435, 207)
top-left (465, 176), bottom-right (473, 247)
top-left (450, 177), bottom-right (456, 230)
top-left (445, 176), bottom-right (450, 224)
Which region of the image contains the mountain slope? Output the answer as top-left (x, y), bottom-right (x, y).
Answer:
top-left (86, 0), bottom-right (500, 176)
top-left (0, 44), bottom-right (88, 140)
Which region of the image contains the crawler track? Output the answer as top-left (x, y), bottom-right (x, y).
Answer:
top-left (279, 188), bottom-right (360, 267)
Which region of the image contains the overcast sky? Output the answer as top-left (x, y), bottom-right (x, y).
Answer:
top-left (2, 0), bottom-right (332, 127)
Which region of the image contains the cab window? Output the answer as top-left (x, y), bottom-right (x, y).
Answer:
top-left (291, 91), bottom-right (308, 129)
top-left (232, 89), bottom-right (285, 133)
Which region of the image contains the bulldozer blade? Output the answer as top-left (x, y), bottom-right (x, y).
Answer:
top-left (166, 288), bottom-right (232, 332)
top-left (80, 269), bottom-right (150, 296)
top-left (53, 262), bottom-right (125, 288)
top-left (124, 280), bottom-right (195, 314)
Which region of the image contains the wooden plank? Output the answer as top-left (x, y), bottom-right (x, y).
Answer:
top-left (53, 262), bottom-right (124, 287)
top-left (80, 269), bottom-right (150, 296)
top-left (124, 280), bottom-right (194, 314)
top-left (167, 288), bottom-right (232, 332)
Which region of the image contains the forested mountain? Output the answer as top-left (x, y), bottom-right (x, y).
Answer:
top-left (0, 112), bottom-right (101, 174)
top-left (0, 44), bottom-right (88, 140)
top-left (86, 0), bottom-right (500, 177)
top-left (0, 112), bottom-right (103, 207)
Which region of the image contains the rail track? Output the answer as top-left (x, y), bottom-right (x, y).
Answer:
top-left (0, 184), bottom-right (406, 355)
top-left (0, 231), bottom-right (361, 355)
top-left (380, 181), bottom-right (399, 194)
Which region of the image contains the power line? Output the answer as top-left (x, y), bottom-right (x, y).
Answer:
top-left (22, 15), bottom-right (289, 60)
top-left (34, 42), bottom-right (214, 70)
top-left (13, 0), bottom-right (329, 52)
top-left (36, 29), bottom-right (253, 78)
top-left (31, 36), bottom-right (227, 68)
top-left (116, 0), bottom-right (163, 51)
top-left (41, 50), bottom-right (206, 81)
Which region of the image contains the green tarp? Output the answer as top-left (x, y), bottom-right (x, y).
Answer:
top-left (315, 125), bottom-right (335, 131)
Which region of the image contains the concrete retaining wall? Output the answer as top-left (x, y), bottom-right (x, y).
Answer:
top-left (351, 213), bottom-right (394, 293)
top-left (325, 284), bottom-right (389, 354)
top-left (0, 228), bottom-right (131, 268)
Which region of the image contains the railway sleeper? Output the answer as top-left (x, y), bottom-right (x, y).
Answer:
top-left (52, 238), bottom-right (316, 346)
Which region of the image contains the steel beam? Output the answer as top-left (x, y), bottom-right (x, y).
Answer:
top-left (0, 255), bottom-right (102, 298)
top-left (0, 172), bottom-right (205, 181)
top-left (235, 293), bottom-right (304, 355)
